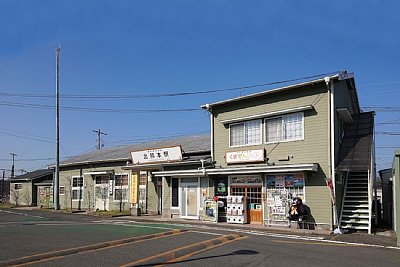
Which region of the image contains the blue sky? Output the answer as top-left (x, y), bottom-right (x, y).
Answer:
top-left (0, 0), bottom-right (399, 175)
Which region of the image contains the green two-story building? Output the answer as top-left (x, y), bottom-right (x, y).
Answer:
top-left (201, 71), bottom-right (375, 232)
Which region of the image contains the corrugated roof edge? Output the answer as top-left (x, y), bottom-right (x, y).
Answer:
top-left (11, 169), bottom-right (53, 182)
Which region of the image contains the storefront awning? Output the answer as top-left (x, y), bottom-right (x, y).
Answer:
top-left (152, 163), bottom-right (318, 177)
top-left (153, 169), bottom-right (206, 177)
top-left (206, 163), bottom-right (318, 175)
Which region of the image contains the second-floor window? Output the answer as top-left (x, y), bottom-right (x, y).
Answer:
top-left (266, 112), bottom-right (304, 143)
top-left (229, 119), bottom-right (262, 147)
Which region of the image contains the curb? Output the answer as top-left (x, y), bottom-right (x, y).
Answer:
top-left (0, 229), bottom-right (187, 267)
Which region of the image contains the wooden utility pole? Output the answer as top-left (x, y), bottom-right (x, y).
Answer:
top-left (10, 153), bottom-right (17, 179)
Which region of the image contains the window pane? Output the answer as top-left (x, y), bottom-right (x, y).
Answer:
top-left (245, 120), bottom-right (261, 145)
top-left (284, 113), bottom-right (303, 140)
top-left (230, 123), bottom-right (245, 146)
top-left (266, 118), bottom-right (282, 142)
top-left (115, 174), bottom-right (128, 186)
top-left (59, 186), bottom-right (65, 195)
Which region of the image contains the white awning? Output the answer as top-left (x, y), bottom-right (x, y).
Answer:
top-left (152, 163), bottom-right (318, 177)
top-left (205, 164), bottom-right (318, 175)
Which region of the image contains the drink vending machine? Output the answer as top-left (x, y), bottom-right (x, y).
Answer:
top-left (226, 196), bottom-right (248, 224)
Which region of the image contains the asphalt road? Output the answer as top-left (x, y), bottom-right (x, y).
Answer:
top-left (0, 208), bottom-right (399, 267)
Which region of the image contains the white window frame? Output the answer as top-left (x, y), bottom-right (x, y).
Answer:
top-left (113, 173), bottom-right (129, 202)
top-left (265, 112), bottom-right (304, 144)
top-left (59, 186), bottom-right (65, 195)
top-left (72, 176), bottom-right (84, 201)
top-left (229, 119), bottom-right (262, 147)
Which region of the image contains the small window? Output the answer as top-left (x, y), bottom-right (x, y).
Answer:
top-left (139, 171), bottom-right (147, 186)
top-left (72, 177), bottom-right (83, 187)
top-left (229, 119), bottom-right (262, 147)
top-left (59, 186), bottom-right (65, 195)
top-left (171, 178), bottom-right (179, 207)
top-left (15, 183), bottom-right (22, 190)
top-left (114, 174), bottom-right (129, 202)
top-left (266, 112), bottom-right (304, 143)
top-left (72, 176), bottom-right (83, 201)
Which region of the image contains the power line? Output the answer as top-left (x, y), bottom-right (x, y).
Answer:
top-left (0, 72), bottom-right (338, 100)
top-left (0, 100), bottom-right (200, 113)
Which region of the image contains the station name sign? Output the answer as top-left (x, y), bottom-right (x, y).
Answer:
top-left (226, 149), bottom-right (264, 164)
top-left (131, 146), bottom-right (183, 164)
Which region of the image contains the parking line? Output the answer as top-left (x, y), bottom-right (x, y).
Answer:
top-left (119, 233), bottom-right (243, 267)
top-left (155, 235), bottom-right (248, 267)
top-left (272, 239), bottom-right (358, 247)
top-left (0, 229), bottom-right (187, 267)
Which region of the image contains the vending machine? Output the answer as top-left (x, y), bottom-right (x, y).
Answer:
top-left (226, 196), bottom-right (248, 224)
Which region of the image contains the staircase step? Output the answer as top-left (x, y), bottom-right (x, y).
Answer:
top-left (340, 225), bottom-right (369, 230)
top-left (342, 214), bottom-right (369, 219)
top-left (346, 191), bottom-right (368, 196)
top-left (342, 209), bottom-right (369, 213)
top-left (343, 203), bottom-right (369, 207)
top-left (344, 200), bottom-right (369, 203)
top-left (341, 219), bottom-right (369, 224)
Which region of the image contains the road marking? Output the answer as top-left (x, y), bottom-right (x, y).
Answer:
top-left (155, 236), bottom-right (248, 267)
top-left (0, 229), bottom-right (187, 267)
top-left (272, 239), bottom-right (357, 247)
top-left (119, 233), bottom-right (243, 267)
top-left (0, 209), bottom-right (46, 219)
top-left (11, 230), bottom-right (189, 267)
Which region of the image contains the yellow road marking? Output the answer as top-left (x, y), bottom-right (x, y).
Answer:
top-left (272, 239), bottom-right (359, 247)
top-left (8, 230), bottom-right (187, 267)
top-left (119, 234), bottom-right (242, 267)
top-left (155, 236), bottom-right (248, 267)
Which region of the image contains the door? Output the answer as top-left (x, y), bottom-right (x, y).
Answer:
top-left (231, 186), bottom-right (263, 224)
top-left (180, 181), bottom-right (198, 219)
top-left (95, 176), bottom-right (109, 211)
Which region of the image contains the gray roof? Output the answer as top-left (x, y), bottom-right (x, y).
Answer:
top-left (58, 134), bottom-right (211, 167)
top-left (201, 72), bottom-right (357, 110)
top-left (11, 169), bottom-right (53, 182)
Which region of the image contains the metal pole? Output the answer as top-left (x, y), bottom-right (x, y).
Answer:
top-left (54, 46), bottom-right (60, 210)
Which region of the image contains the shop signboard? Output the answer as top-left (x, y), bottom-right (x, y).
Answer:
top-left (131, 146), bottom-right (182, 164)
top-left (226, 149), bottom-right (264, 164)
top-left (204, 199), bottom-right (218, 222)
top-left (215, 177), bottom-right (228, 196)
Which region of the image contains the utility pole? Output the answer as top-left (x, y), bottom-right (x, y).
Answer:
top-left (10, 153), bottom-right (17, 179)
top-left (1, 170), bottom-right (4, 202)
top-left (54, 46), bottom-right (60, 210)
top-left (93, 129), bottom-right (107, 149)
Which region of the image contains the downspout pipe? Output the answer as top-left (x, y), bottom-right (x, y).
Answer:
top-left (326, 77), bottom-right (341, 233)
top-left (204, 104), bottom-right (214, 163)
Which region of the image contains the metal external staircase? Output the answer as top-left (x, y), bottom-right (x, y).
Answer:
top-left (340, 171), bottom-right (371, 232)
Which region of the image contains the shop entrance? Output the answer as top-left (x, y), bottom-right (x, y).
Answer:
top-left (180, 179), bottom-right (198, 219)
top-left (231, 186), bottom-right (262, 224)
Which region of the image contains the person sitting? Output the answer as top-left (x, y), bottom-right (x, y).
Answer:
top-left (288, 197), bottom-right (306, 221)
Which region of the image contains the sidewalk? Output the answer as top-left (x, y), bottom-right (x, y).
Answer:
top-left (116, 214), bottom-right (398, 247)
